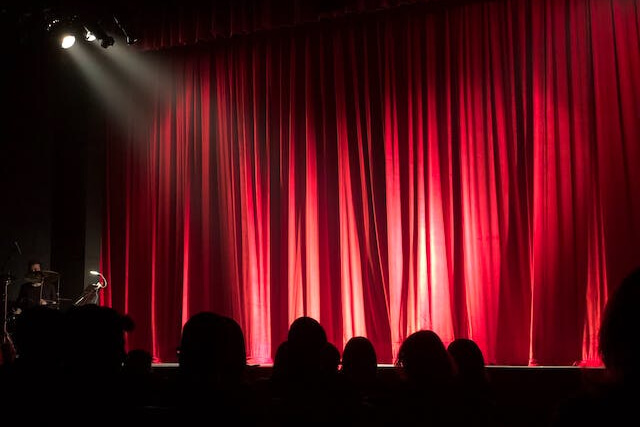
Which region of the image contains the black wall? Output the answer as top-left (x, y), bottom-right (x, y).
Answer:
top-left (1, 19), bottom-right (103, 308)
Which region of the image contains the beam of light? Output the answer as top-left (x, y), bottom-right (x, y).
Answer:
top-left (65, 42), bottom-right (152, 143)
top-left (95, 39), bottom-right (174, 103)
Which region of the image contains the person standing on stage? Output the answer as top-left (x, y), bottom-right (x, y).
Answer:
top-left (14, 260), bottom-right (57, 314)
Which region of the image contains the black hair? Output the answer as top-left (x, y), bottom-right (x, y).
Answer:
top-left (26, 259), bottom-right (41, 271)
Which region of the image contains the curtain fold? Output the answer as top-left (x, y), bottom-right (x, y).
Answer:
top-left (102, 0), bottom-right (640, 365)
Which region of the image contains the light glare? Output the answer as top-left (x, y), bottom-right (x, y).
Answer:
top-left (61, 35), bottom-right (76, 49)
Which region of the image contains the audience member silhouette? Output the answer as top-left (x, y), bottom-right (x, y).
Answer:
top-left (11, 305), bottom-right (64, 374)
top-left (342, 336), bottom-right (378, 389)
top-left (393, 330), bottom-right (459, 426)
top-left (121, 348), bottom-right (164, 411)
top-left (286, 316), bottom-right (328, 380)
top-left (0, 305), bottom-right (64, 425)
top-left (447, 338), bottom-right (499, 426)
top-left (271, 339), bottom-right (291, 386)
top-left (340, 336), bottom-right (389, 423)
top-left (321, 341), bottom-right (341, 377)
top-left (124, 348), bottom-right (153, 375)
top-left (13, 283), bottom-right (638, 426)
top-left (59, 304), bottom-right (134, 425)
top-left (173, 311), bottom-right (259, 425)
top-left (550, 267), bottom-right (640, 426)
top-left (61, 304), bottom-right (131, 376)
top-left (266, 316), bottom-right (355, 425)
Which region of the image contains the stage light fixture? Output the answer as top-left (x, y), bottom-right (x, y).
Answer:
top-left (61, 34), bottom-right (76, 49)
top-left (45, 17), bottom-right (64, 33)
top-left (113, 15), bottom-right (139, 45)
top-left (84, 20), bottom-right (115, 49)
top-left (46, 16), bottom-right (80, 49)
top-left (89, 270), bottom-right (108, 288)
top-left (42, 8), bottom-right (136, 50)
top-left (100, 34), bottom-right (115, 48)
top-left (84, 27), bottom-right (96, 42)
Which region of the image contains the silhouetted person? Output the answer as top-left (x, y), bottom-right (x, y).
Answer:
top-left (286, 316), bottom-right (328, 380)
top-left (342, 336), bottom-right (378, 390)
top-left (266, 316), bottom-right (354, 425)
top-left (14, 260), bottom-right (56, 314)
top-left (271, 340), bottom-right (291, 386)
top-left (121, 348), bottom-right (166, 412)
top-left (340, 336), bottom-right (388, 424)
top-left (174, 311), bottom-right (259, 424)
top-left (321, 341), bottom-right (341, 377)
top-left (59, 304), bottom-right (133, 425)
top-left (124, 348), bottom-right (153, 375)
top-left (448, 338), bottom-right (499, 426)
top-left (393, 330), bottom-right (459, 426)
top-left (551, 267), bottom-right (640, 426)
top-left (0, 305), bottom-right (64, 425)
top-left (62, 304), bottom-right (130, 376)
top-left (256, 339), bottom-right (291, 423)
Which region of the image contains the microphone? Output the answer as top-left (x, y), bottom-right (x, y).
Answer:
top-left (14, 241), bottom-right (22, 255)
top-left (89, 270), bottom-right (108, 289)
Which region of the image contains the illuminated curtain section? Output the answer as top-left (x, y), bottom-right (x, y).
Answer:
top-left (102, 0), bottom-right (640, 365)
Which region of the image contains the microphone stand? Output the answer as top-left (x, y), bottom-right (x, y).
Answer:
top-left (56, 274), bottom-right (61, 308)
top-left (74, 273), bottom-right (106, 306)
top-left (73, 285), bottom-right (98, 306)
top-left (2, 275), bottom-right (12, 345)
top-left (1, 250), bottom-right (14, 346)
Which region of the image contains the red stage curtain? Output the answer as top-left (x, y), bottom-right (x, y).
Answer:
top-left (102, 0), bottom-right (640, 365)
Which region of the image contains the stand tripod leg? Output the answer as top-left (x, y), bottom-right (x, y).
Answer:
top-left (2, 281), bottom-right (16, 365)
top-left (2, 281), bottom-right (9, 344)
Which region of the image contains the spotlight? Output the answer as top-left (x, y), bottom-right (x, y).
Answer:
top-left (84, 20), bottom-right (115, 49)
top-left (61, 34), bottom-right (76, 49)
top-left (42, 8), bottom-right (135, 50)
top-left (84, 27), bottom-right (96, 42)
top-left (46, 16), bottom-right (79, 49)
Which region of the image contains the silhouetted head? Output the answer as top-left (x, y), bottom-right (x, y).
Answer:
top-left (320, 341), bottom-right (341, 375)
top-left (179, 311), bottom-right (247, 387)
top-left (286, 316), bottom-right (327, 377)
top-left (287, 316), bottom-right (327, 348)
top-left (447, 338), bottom-right (486, 380)
top-left (397, 330), bottom-right (455, 386)
top-left (342, 336), bottom-right (377, 384)
top-left (62, 304), bottom-right (130, 377)
top-left (271, 340), bottom-right (291, 382)
top-left (26, 259), bottom-right (41, 273)
top-left (599, 267), bottom-right (640, 381)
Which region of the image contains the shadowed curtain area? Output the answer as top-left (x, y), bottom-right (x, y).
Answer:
top-left (101, 0), bottom-right (640, 365)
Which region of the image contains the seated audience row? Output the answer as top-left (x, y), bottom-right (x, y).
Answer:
top-left (1, 266), bottom-right (638, 426)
